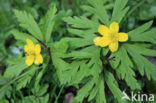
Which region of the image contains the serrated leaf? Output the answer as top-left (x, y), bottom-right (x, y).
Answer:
top-left (129, 28), bottom-right (156, 44)
top-left (111, 0), bottom-right (129, 23)
top-left (62, 37), bottom-right (94, 49)
top-left (105, 70), bottom-right (126, 103)
top-left (75, 79), bottom-right (95, 102)
top-left (52, 55), bottom-right (70, 84)
top-left (63, 16), bottom-right (99, 30)
top-left (116, 46), bottom-right (141, 90)
top-left (4, 58), bottom-right (28, 78)
top-left (63, 51), bottom-right (92, 59)
top-left (33, 84), bottom-right (49, 96)
top-left (128, 20), bottom-right (153, 37)
top-left (96, 76), bottom-right (106, 103)
top-left (40, 5), bottom-right (57, 42)
top-left (14, 9), bottom-right (43, 41)
top-left (50, 39), bottom-right (68, 54)
top-left (86, 0), bottom-right (109, 25)
top-left (11, 29), bottom-right (38, 43)
top-left (124, 44), bottom-right (156, 81)
top-left (16, 66), bottom-right (38, 90)
top-left (20, 94), bottom-right (49, 103)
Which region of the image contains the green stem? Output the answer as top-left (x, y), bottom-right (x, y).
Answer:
top-left (51, 85), bottom-right (57, 99)
top-left (54, 85), bottom-right (65, 103)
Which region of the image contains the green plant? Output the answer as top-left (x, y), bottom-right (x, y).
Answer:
top-left (0, 0), bottom-right (156, 103)
top-left (56, 0), bottom-right (156, 102)
top-left (0, 5), bottom-right (68, 103)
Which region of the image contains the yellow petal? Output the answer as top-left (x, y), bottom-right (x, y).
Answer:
top-left (24, 45), bottom-right (29, 53)
top-left (118, 32), bottom-right (128, 42)
top-left (25, 55), bottom-right (34, 66)
top-left (98, 25), bottom-right (109, 36)
top-left (26, 39), bottom-right (35, 53)
top-left (109, 42), bottom-right (118, 52)
top-left (35, 44), bottom-right (41, 54)
top-left (26, 38), bottom-right (34, 45)
top-left (34, 54), bottom-right (43, 65)
top-left (110, 22), bottom-right (119, 33)
top-left (94, 37), bottom-right (101, 46)
top-left (99, 37), bottom-right (110, 47)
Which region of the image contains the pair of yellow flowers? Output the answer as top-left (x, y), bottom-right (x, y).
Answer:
top-left (25, 22), bottom-right (128, 66)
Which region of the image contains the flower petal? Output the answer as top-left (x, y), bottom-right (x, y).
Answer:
top-left (35, 44), bottom-right (41, 54)
top-left (26, 39), bottom-right (35, 52)
top-left (26, 38), bottom-right (34, 45)
top-left (94, 37), bottom-right (101, 46)
top-left (24, 45), bottom-right (29, 53)
top-left (109, 42), bottom-right (118, 52)
top-left (110, 22), bottom-right (119, 33)
top-left (99, 37), bottom-right (110, 47)
top-left (118, 32), bottom-right (128, 42)
top-left (34, 54), bottom-right (43, 65)
top-left (25, 55), bottom-right (34, 66)
top-left (98, 25), bottom-right (109, 36)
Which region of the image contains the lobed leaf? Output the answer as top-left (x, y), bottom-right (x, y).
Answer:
top-left (40, 6), bottom-right (57, 42)
top-left (11, 29), bottom-right (38, 43)
top-left (124, 44), bottom-right (156, 81)
top-left (4, 58), bottom-right (28, 78)
top-left (14, 9), bottom-right (43, 41)
top-left (111, 0), bottom-right (129, 23)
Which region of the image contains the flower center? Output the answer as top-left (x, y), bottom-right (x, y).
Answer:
top-left (26, 51), bottom-right (36, 56)
top-left (109, 33), bottom-right (118, 42)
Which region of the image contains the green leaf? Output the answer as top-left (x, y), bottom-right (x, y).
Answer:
top-left (35, 63), bottom-right (49, 87)
top-left (116, 46), bottom-right (141, 90)
top-left (0, 75), bottom-right (8, 85)
top-left (11, 29), bottom-right (38, 43)
top-left (129, 28), bottom-right (156, 44)
top-left (128, 20), bottom-right (153, 37)
top-left (40, 5), bottom-right (57, 42)
top-left (105, 70), bottom-right (126, 103)
top-left (111, 0), bottom-right (129, 23)
top-left (110, 46), bottom-right (141, 90)
top-left (70, 61), bottom-right (91, 85)
top-left (124, 44), bottom-right (156, 81)
top-left (86, 0), bottom-right (109, 25)
top-left (20, 94), bottom-right (49, 103)
top-left (16, 66), bottom-right (38, 90)
top-left (50, 39), bottom-right (68, 54)
top-left (102, 48), bottom-right (109, 56)
top-left (125, 43), bottom-right (156, 57)
top-left (88, 82), bottom-right (99, 101)
top-left (52, 55), bottom-right (70, 85)
top-left (63, 37), bottom-right (93, 49)
top-left (96, 76), bottom-right (106, 103)
top-left (63, 16), bottom-right (99, 30)
top-left (32, 84), bottom-right (49, 96)
top-left (62, 51), bottom-right (92, 59)
top-left (14, 9), bottom-right (43, 41)
top-left (4, 58), bottom-right (28, 78)
top-left (109, 52), bottom-right (121, 69)
top-left (0, 99), bottom-right (9, 103)
top-left (75, 79), bottom-right (95, 102)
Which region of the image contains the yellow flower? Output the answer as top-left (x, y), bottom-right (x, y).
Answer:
top-left (24, 39), bottom-right (43, 66)
top-left (94, 22), bottom-right (128, 52)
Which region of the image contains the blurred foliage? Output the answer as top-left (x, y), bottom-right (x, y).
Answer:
top-left (0, 0), bottom-right (156, 103)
